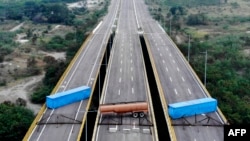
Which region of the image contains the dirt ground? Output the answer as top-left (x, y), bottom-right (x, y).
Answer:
top-left (0, 2), bottom-right (82, 114)
top-left (0, 75), bottom-right (43, 114)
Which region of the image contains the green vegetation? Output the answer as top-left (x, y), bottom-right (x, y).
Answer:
top-left (30, 0), bottom-right (110, 104)
top-left (179, 34), bottom-right (250, 124)
top-left (0, 79), bottom-right (6, 86)
top-left (0, 0), bottom-right (108, 77)
top-left (31, 59), bottom-right (67, 103)
top-left (0, 0), bottom-right (81, 23)
top-left (160, 0), bottom-right (223, 7)
top-left (147, 0), bottom-right (250, 124)
top-left (0, 0), bottom-right (110, 139)
top-left (187, 13), bottom-right (208, 25)
top-left (0, 0), bottom-right (87, 63)
top-left (0, 102), bottom-right (34, 141)
top-left (0, 32), bottom-right (17, 62)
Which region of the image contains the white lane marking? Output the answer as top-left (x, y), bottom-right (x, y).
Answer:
top-left (123, 128), bottom-right (131, 131)
top-left (67, 100), bottom-right (84, 141)
top-left (96, 1), bottom-right (120, 140)
top-left (132, 88), bottom-right (134, 94)
top-left (177, 67), bottom-right (180, 72)
top-left (131, 59), bottom-right (133, 63)
top-left (157, 22), bottom-right (166, 33)
top-left (169, 53), bottom-right (172, 57)
top-left (142, 128), bottom-right (150, 133)
top-left (157, 48), bottom-right (160, 51)
top-left (162, 60), bottom-right (165, 64)
top-left (174, 89), bottom-right (178, 95)
top-left (37, 110), bottom-right (54, 140)
top-left (165, 67), bottom-right (168, 72)
top-left (133, 122), bottom-right (139, 130)
top-left (109, 128), bottom-right (116, 132)
top-left (93, 21), bottom-right (103, 33)
top-left (130, 53), bottom-right (132, 57)
top-left (188, 88), bottom-right (192, 95)
top-left (109, 125), bottom-right (118, 132)
top-left (131, 67), bottom-right (133, 71)
top-left (118, 89), bottom-right (120, 95)
top-left (131, 76), bottom-right (134, 81)
top-left (160, 53), bottom-right (162, 56)
top-left (119, 77), bottom-right (121, 83)
top-left (194, 139), bottom-right (196, 141)
top-left (173, 60), bottom-right (176, 63)
top-left (121, 54), bottom-right (123, 57)
top-left (166, 48), bottom-right (168, 51)
top-left (121, 60), bottom-right (123, 64)
top-left (69, 20), bottom-right (109, 141)
top-left (169, 77), bottom-right (172, 82)
top-left (39, 19), bottom-right (104, 139)
top-left (132, 0), bottom-right (140, 29)
top-left (120, 68), bottom-right (122, 73)
top-left (182, 77), bottom-right (185, 82)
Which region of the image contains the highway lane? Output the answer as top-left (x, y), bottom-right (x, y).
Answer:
top-left (92, 0), bottom-right (157, 141)
top-left (25, 0), bottom-right (120, 141)
top-left (134, 0), bottom-right (226, 141)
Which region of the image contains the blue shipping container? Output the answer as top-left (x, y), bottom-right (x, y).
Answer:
top-left (168, 97), bottom-right (217, 119)
top-left (46, 86), bottom-right (91, 109)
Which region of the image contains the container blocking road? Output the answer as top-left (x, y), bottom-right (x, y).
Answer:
top-left (23, 0), bottom-right (128, 140)
top-left (46, 86), bottom-right (91, 109)
top-left (168, 97), bottom-right (217, 119)
top-left (99, 101), bottom-right (148, 117)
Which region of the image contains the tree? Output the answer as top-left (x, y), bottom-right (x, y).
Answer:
top-left (46, 4), bottom-right (70, 24)
top-left (32, 34), bottom-right (38, 45)
top-left (31, 59), bottom-right (68, 104)
top-left (24, 1), bottom-right (39, 19)
top-left (26, 29), bottom-right (33, 38)
top-left (0, 103), bottom-right (34, 141)
top-left (0, 55), bottom-right (4, 63)
top-left (43, 56), bottom-right (56, 65)
top-left (31, 85), bottom-right (52, 103)
top-left (170, 6), bottom-right (186, 15)
top-left (15, 98), bottom-right (27, 106)
top-left (26, 56), bottom-right (41, 76)
top-left (187, 13), bottom-right (208, 25)
top-left (45, 35), bottom-right (66, 51)
top-left (43, 59), bottom-right (67, 86)
top-left (6, 6), bottom-right (23, 20)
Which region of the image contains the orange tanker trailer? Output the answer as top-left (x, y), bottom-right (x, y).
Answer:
top-left (99, 101), bottom-right (148, 118)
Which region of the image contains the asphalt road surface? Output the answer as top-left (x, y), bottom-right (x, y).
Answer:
top-left (134, 0), bottom-right (226, 141)
top-left (26, 0), bottom-right (228, 140)
top-left (26, 0), bottom-right (120, 140)
top-left (92, 0), bottom-right (157, 141)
